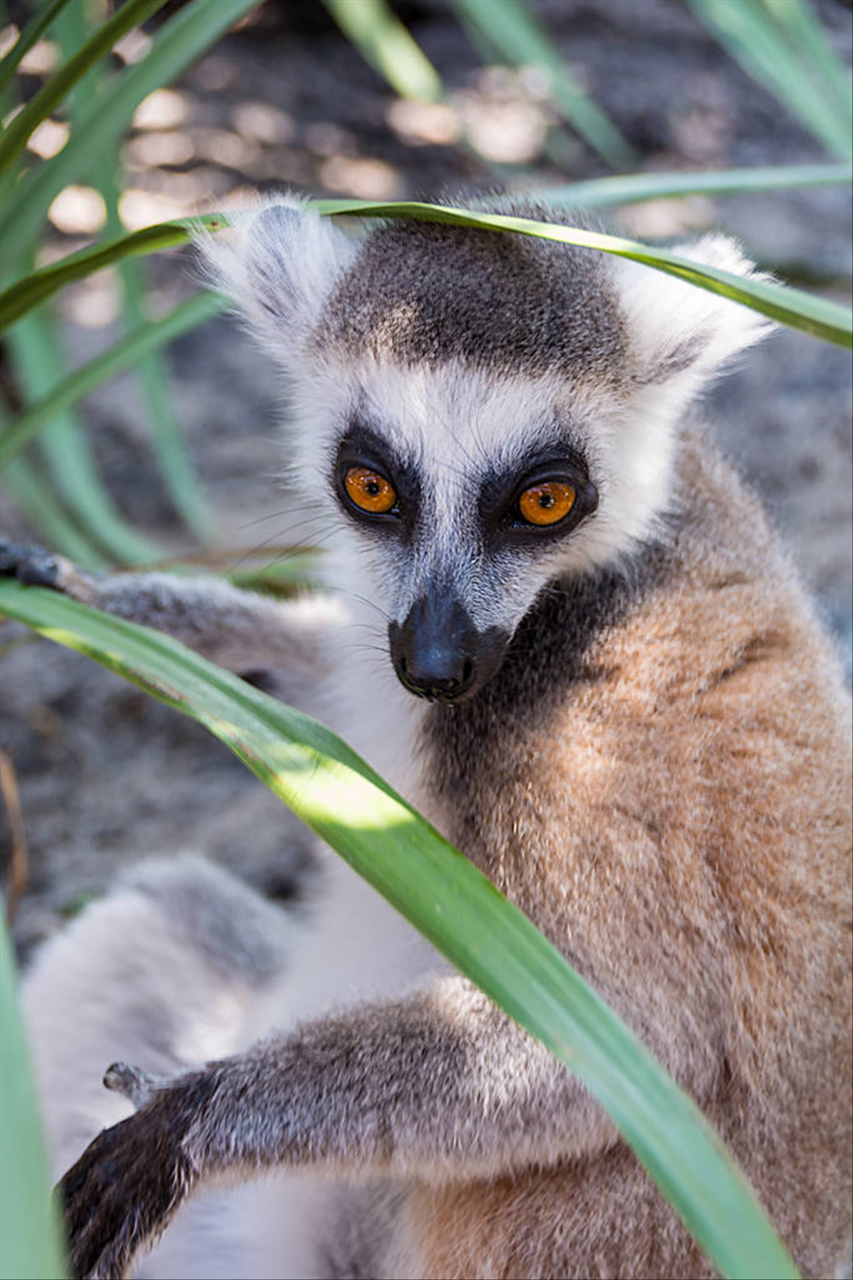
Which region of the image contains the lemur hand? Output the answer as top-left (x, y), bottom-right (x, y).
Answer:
top-left (0, 538), bottom-right (64, 587)
top-left (0, 539), bottom-right (95, 596)
top-left (59, 1063), bottom-right (213, 1280)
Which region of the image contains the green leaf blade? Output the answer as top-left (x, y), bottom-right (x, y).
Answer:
top-left (0, 916), bottom-right (67, 1280)
top-left (6, 307), bottom-right (164, 566)
top-left (0, 455), bottom-right (109, 568)
top-left (0, 580), bottom-right (801, 1280)
top-left (311, 198), bottom-right (853, 347)
top-left (452, 0), bottom-right (635, 169)
top-left (0, 216), bottom-right (220, 332)
top-left (0, 0), bottom-right (169, 180)
top-left (539, 162), bottom-right (853, 207)
top-left (0, 0), bottom-right (74, 96)
top-left (687, 0), bottom-right (853, 160)
top-left (761, 0), bottom-right (852, 121)
top-left (1, 0), bottom-right (259, 271)
top-left (321, 0), bottom-right (442, 102)
top-left (4, 202), bottom-right (850, 349)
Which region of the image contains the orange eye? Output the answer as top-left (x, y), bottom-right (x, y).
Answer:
top-left (518, 481), bottom-right (576, 527)
top-left (344, 466), bottom-right (397, 515)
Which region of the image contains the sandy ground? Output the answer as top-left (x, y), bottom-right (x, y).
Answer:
top-left (1, 0), bottom-right (850, 954)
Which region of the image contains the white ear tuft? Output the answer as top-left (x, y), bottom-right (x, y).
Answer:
top-left (613, 233), bottom-right (775, 390)
top-left (196, 194), bottom-right (359, 363)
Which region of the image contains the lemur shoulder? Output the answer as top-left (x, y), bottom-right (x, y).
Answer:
top-left (10, 196), bottom-right (851, 1280)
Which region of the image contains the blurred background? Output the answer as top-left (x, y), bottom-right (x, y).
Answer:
top-left (1, 0), bottom-right (850, 951)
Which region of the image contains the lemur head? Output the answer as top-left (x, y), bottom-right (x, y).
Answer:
top-left (203, 195), bottom-right (770, 703)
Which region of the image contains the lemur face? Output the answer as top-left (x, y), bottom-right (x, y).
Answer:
top-left (202, 196), bottom-right (769, 703)
top-left (320, 364), bottom-right (604, 703)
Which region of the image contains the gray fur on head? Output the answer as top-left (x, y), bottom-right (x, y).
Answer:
top-left (198, 192), bottom-right (770, 387)
top-left (196, 193), bottom-right (773, 639)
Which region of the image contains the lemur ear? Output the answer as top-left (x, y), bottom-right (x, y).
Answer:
top-left (197, 196), bottom-right (359, 362)
top-left (613, 234), bottom-right (775, 388)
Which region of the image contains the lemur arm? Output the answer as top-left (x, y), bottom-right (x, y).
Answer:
top-left (61, 975), bottom-right (620, 1280)
top-left (0, 541), bottom-right (341, 677)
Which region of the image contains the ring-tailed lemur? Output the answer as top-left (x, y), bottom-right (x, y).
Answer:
top-left (8, 196), bottom-right (852, 1280)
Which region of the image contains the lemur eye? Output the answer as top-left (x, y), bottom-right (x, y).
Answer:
top-left (344, 466), bottom-right (397, 515)
top-left (518, 481), bottom-right (576, 527)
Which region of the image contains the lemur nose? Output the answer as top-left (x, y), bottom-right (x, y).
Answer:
top-left (397, 650), bottom-right (476, 701)
top-left (389, 593), bottom-right (478, 703)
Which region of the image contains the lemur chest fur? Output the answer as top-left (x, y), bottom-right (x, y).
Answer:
top-left (418, 546), bottom-right (657, 895)
top-left (414, 434), bottom-right (844, 1008)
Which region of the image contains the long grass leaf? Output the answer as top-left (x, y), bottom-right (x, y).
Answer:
top-left (0, 916), bottom-right (67, 1280)
top-left (313, 198), bottom-right (853, 346)
top-left (50, 1), bottom-right (215, 545)
top-left (539, 162), bottom-right (853, 207)
top-left (0, 0), bottom-right (169, 179)
top-left (452, 0), bottom-right (635, 169)
top-left (4, 204), bottom-right (851, 348)
top-left (52, 0), bottom-right (114, 117)
top-left (8, 309), bottom-right (163, 566)
top-left (0, 455), bottom-right (109, 567)
top-left (0, 0), bottom-right (73, 96)
top-left (687, 0), bottom-right (852, 159)
top-left (0, 580), bottom-right (800, 1280)
top-left (104, 232), bottom-right (215, 543)
top-left (0, 0), bottom-right (262, 271)
top-left (761, 0), bottom-right (852, 120)
top-left (447, 2), bottom-right (581, 173)
top-left (132, 340), bottom-right (215, 542)
top-left (0, 291), bottom-right (224, 467)
top-left (0, 214), bottom-right (224, 330)
top-left (321, 0), bottom-right (442, 101)
top-left (150, 545), bottom-right (320, 591)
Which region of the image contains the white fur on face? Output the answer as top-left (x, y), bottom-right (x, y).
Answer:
top-left (612, 235), bottom-right (773, 388)
top-left (198, 200), bottom-right (774, 641)
top-left (282, 355), bottom-right (683, 637)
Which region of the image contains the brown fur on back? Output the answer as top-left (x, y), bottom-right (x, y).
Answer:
top-left (403, 428), bottom-right (853, 1280)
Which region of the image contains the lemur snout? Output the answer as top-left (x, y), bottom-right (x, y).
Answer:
top-left (389, 591), bottom-right (508, 703)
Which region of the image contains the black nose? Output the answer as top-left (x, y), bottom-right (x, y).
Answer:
top-left (397, 647), bottom-right (476, 701)
top-left (388, 592), bottom-right (507, 703)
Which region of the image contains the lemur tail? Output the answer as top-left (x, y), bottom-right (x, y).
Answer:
top-left (21, 855), bottom-right (296, 1279)
top-left (23, 854), bottom-right (293, 1179)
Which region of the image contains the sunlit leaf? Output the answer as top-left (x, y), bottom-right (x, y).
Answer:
top-left (321, 0), bottom-right (442, 102)
top-left (0, 581), bottom-right (800, 1280)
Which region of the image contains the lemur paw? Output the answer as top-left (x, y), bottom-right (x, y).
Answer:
top-left (59, 1070), bottom-right (213, 1280)
top-left (0, 539), bottom-right (62, 587)
top-left (103, 1060), bottom-right (164, 1109)
top-left (0, 539), bottom-right (97, 599)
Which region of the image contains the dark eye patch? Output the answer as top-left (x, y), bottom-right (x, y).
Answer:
top-left (333, 421), bottom-right (421, 534)
top-left (478, 447), bottom-right (597, 545)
